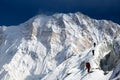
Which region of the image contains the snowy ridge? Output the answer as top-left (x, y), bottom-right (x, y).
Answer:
top-left (0, 12), bottom-right (120, 80)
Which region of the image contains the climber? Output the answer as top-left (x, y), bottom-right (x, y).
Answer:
top-left (92, 50), bottom-right (94, 56)
top-left (93, 42), bottom-right (96, 47)
top-left (86, 62), bottom-right (91, 73)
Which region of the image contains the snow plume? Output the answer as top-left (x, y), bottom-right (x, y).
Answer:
top-left (0, 12), bottom-right (120, 80)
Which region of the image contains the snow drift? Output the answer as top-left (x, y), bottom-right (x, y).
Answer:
top-left (0, 12), bottom-right (120, 80)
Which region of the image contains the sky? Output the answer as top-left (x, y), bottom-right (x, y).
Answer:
top-left (0, 0), bottom-right (120, 26)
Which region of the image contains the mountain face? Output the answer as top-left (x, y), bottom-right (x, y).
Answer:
top-left (0, 12), bottom-right (120, 80)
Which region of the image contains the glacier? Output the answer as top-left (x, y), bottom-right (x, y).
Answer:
top-left (0, 12), bottom-right (120, 80)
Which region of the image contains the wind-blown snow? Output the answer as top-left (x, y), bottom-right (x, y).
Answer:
top-left (0, 12), bottom-right (120, 80)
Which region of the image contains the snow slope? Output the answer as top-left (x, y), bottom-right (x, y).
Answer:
top-left (0, 12), bottom-right (120, 80)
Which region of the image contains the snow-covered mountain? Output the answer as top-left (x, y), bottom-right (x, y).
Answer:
top-left (0, 12), bottom-right (120, 80)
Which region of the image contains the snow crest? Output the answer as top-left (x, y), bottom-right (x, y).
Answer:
top-left (0, 12), bottom-right (120, 80)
